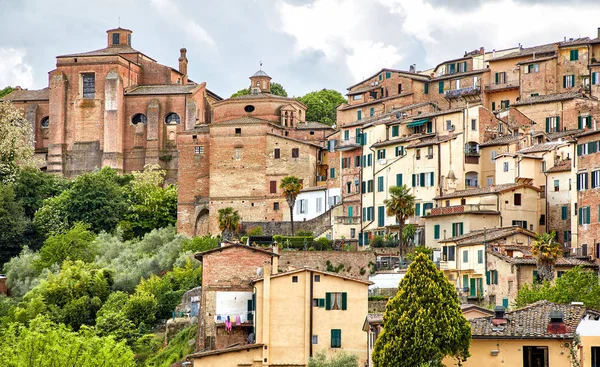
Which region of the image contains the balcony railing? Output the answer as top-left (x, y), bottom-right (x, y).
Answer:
top-left (428, 204), bottom-right (497, 216)
top-left (335, 216), bottom-right (360, 224)
top-left (444, 86), bottom-right (481, 99)
top-left (484, 78), bottom-right (520, 92)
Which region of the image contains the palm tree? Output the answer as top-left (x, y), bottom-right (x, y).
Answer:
top-left (218, 207), bottom-right (240, 241)
top-left (532, 231), bottom-right (562, 282)
top-left (279, 176), bottom-right (302, 235)
top-left (383, 185), bottom-right (415, 255)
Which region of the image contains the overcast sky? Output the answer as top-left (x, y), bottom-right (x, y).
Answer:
top-left (1, 0), bottom-right (600, 97)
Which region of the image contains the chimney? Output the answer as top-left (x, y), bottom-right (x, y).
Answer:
top-left (271, 244), bottom-right (279, 274)
top-left (179, 48), bottom-right (188, 85)
top-left (480, 47), bottom-right (484, 55)
top-left (597, 27), bottom-right (600, 38)
top-left (409, 64), bottom-right (416, 73)
top-left (492, 305), bottom-right (507, 326)
top-left (547, 310), bottom-right (568, 334)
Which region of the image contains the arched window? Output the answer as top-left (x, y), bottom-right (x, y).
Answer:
top-left (464, 142), bottom-right (480, 155)
top-left (132, 113), bottom-right (147, 125)
top-left (465, 171), bottom-right (478, 187)
top-left (165, 113), bottom-right (180, 125)
top-left (40, 116), bottom-right (49, 128)
top-left (256, 81), bottom-right (261, 87)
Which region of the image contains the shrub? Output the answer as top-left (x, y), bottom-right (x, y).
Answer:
top-left (296, 230), bottom-right (314, 237)
top-left (313, 237), bottom-right (332, 250)
top-left (247, 226), bottom-right (264, 236)
top-left (273, 235), bottom-right (314, 249)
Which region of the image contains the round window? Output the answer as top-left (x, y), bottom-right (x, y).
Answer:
top-left (244, 105), bottom-right (255, 113)
top-left (40, 116), bottom-right (49, 128)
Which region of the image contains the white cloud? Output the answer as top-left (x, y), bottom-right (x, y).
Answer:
top-left (150, 0), bottom-right (215, 46)
top-left (277, 0), bottom-right (403, 82)
top-left (0, 48), bottom-right (34, 88)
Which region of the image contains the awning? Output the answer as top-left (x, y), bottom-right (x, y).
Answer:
top-left (406, 118), bottom-right (430, 128)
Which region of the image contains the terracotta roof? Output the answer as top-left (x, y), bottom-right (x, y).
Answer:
top-left (496, 152), bottom-right (542, 160)
top-left (300, 185), bottom-right (327, 193)
top-left (558, 37), bottom-right (591, 47)
top-left (346, 85), bottom-right (378, 96)
top-left (371, 134), bottom-right (431, 148)
top-left (517, 141), bottom-right (571, 154)
top-left (488, 43), bottom-right (557, 62)
top-left (403, 107), bottom-right (465, 121)
top-left (227, 92), bottom-right (298, 102)
top-left (575, 129), bottom-right (600, 139)
top-left (58, 44), bottom-right (146, 59)
top-left (515, 55), bottom-right (557, 65)
top-left (461, 304), bottom-right (495, 316)
top-left (296, 121), bottom-right (333, 130)
top-left (439, 226), bottom-right (537, 245)
top-left (215, 116), bottom-right (271, 125)
top-left (469, 300), bottom-right (587, 339)
top-left (407, 133), bottom-right (458, 148)
top-left (346, 68), bottom-right (429, 90)
top-left (512, 92), bottom-right (584, 106)
top-left (491, 251), bottom-right (598, 268)
top-left (187, 343), bottom-right (264, 359)
top-left (534, 129), bottom-right (583, 141)
top-left (252, 266), bottom-right (373, 285)
top-left (125, 84), bottom-right (199, 95)
top-left (266, 132), bottom-right (325, 148)
top-left (1, 88), bottom-right (49, 102)
top-left (479, 135), bottom-right (519, 147)
top-left (591, 37), bottom-right (600, 45)
top-left (435, 183), bottom-right (539, 200)
top-left (429, 68), bottom-right (488, 82)
top-left (338, 92), bottom-right (414, 111)
top-left (194, 244), bottom-right (279, 261)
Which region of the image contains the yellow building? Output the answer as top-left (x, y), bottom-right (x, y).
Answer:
top-left (187, 266), bottom-right (371, 367)
top-left (444, 301), bottom-right (600, 367)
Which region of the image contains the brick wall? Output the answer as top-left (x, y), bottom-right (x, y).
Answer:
top-left (279, 250), bottom-right (376, 280)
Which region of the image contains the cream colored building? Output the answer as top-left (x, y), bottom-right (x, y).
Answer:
top-left (187, 266), bottom-right (371, 367)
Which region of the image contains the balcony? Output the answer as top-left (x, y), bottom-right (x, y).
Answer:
top-left (444, 86), bottom-right (481, 100)
top-left (335, 216), bottom-right (361, 225)
top-left (485, 78), bottom-right (520, 92)
top-left (428, 204), bottom-right (498, 217)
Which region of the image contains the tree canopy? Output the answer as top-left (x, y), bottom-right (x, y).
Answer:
top-left (0, 185), bottom-right (28, 264)
top-left (372, 253), bottom-right (471, 367)
top-left (532, 231), bottom-right (562, 282)
top-left (383, 185), bottom-right (415, 253)
top-left (280, 176), bottom-right (302, 235)
top-left (218, 207), bottom-right (240, 240)
top-left (230, 82), bottom-right (288, 98)
top-left (0, 101), bottom-right (36, 185)
top-left (0, 86), bottom-right (14, 99)
top-left (296, 89), bottom-right (346, 126)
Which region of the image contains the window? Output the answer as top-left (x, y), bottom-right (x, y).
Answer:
top-left (292, 276), bottom-right (298, 283)
top-left (112, 33), bottom-right (120, 45)
top-left (501, 100), bottom-right (510, 109)
top-left (316, 197), bottom-right (323, 212)
top-left (591, 346), bottom-right (600, 367)
top-left (298, 199), bottom-right (307, 214)
top-left (392, 125), bottom-right (399, 137)
top-left (370, 107), bottom-right (375, 117)
top-left (561, 205), bottom-right (568, 220)
top-left (367, 154), bottom-right (372, 166)
top-left (357, 110), bottom-right (362, 121)
top-left (427, 146), bottom-right (434, 158)
top-left (570, 49), bottom-right (579, 61)
top-left (350, 228), bottom-right (356, 238)
top-left (235, 128), bottom-right (242, 136)
top-left (292, 148), bottom-right (299, 158)
top-left (563, 74), bottom-right (575, 88)
top-left (438, 81), bottom-right (444, 94)
top-left (448, 246), bottom-right (456, 261)
top-left (344, 130), bottom-right (350, 141)
top-left (315, 275), bottom-right (320, 282)
top-left (446, 120), bottom-right (452, 131)
top-left (486, 270), bottom-right (498, 285)
top-left (526, 63), bottom-right (539, 73)
top-left (462, 250), bottom-right (468, 263)
top-left (495, 72), bottom-right (506, 84)
top-left (132, 113), bottom-right (147, 125)
top-left (396, 174), bottom-right (403, 187)
top-left (395, 146), bottom-right (405, 157)
top-left (592, 170), bottom-right (600, 188)
top-left (274, 148), bottom-right (280, 159)
top-left (377, 149), bottom-right (386, 160)
top-left (244, 105), bottom-right (255, 112)
top-left (578, 172), bottom-right (589, 191)
top-left (377, 206), bottom-right (385, 227)
top-left (82, 73), bottom-right (95, 99)
top-left (434, 225), bottom-right (440, 240)
top-left (40, 116), bottom-right (49, 128)
top-left (416, 149), bottom-right (421, 160)
top-left (491, 101), bottom-right (496, 111)
top-left (194, 146), bottom-right (204, 155)
top-left (477, 249), bottom-right (483, 264)
top-left (273, 202), bottom-right (279, 210)
top-left (397, 83), bottom-right (402, 94)
top-left (424, 83), bottom-right (429, 94)
top-left (270, 181), bottom-right (277, 194)
top-left (471, 119), bottom-right (477, 131)
top-left (352, 94), bottom-right (362, 100)
top-left (539, 214), bottom-right (546, 225)
top-left (593, 72), bottom-right (600, 85)
top-left (367, 180), bottom-right (373, 193)
top-left (377, 176), bottom-right (384, 192)
top-left (579, 206), bottom-right (591, 225)
top-left (512, 220), bottom-right (528, 229)
top-left (514, 193), bottom-right (522, 206)
top-left (523, 346), bottom-right (548, 367)
top-left (451, 222), bottom-right (464, 237)
top-left (165, 112), bottom-right (180, 125)
top-left (312, 335), bottom-right (318, 344)
top-left (331, 329), bottom-right (341, 348)
top-left (325, 292), bottom-right (347, 311)
top-left (554, 179), bottom-right (560, 191)
top-left (503, 162), bottom-right (509, 172)
top-left (541, 161), bottom-right (546, 172)
top-left (579, 115), bottom-right (593, 129)
top-left (234, 147), bottom-right (242, 160)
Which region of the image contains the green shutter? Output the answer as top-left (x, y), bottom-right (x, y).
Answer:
top-left (452, 223), bottom-right (456, 237)
top-left (477, 278), bottom-right (483, 296)
top-left (459, 223), bottom-right (464, 235)
top-left (420, 172), bottom-right (425, 187)
top-left (392, 125), bottom-right (399, 137)
top-left (546, 117), bottom-right (550, 133)
top-left (463, 250), bottom-right (468, 262)
top-left (502, 298), bottom-right (509, 308)
top-left (415, 203), bottom-right (421, 217)
top-left (562, 206), bottom-right (568, 220)
top-left (318, 298), bottom-right (324, 308)
top-left (331, 329), bottom-right (341, 348)
top-left (578, 116), bottom-right (583, 129)
top-left (478, 249), bottom-right (483, 263)
top-left (533, 270), bottom-right (539, 283)
top-left (587, 206), bottom-right (591, 224)
top-left (424, 83), bottom-right (429, 94)
top-left (486, 271), bottom-right (490, 285)
top-left (563, 75), bottom-right (567, 88)
top-left (491, 102), bottom-right (496, 111)
top-left (386, 71), bottom-right (391, 79)
top-left (577, 144), bottom-right (582, 156)
top-left (357, 110), bottom-right (362, 121)
top-left (396, 174), bottom-right (403, 187)
top-left (325, 293), bottom-right (331, 310)
top-left (370, 107), bottom-right (374, 117)
top-left (495, 73), bottom-right (499, 84)
top-left (341, 292), bottom-right (347, 310)
top-left (438, 81), bottom-right (444, 94)
top-left (493, 270), bottom-right (498, 284)
top-left (556, 116), bottom-right (560, 132)
top-left (462, 275), bottom-right (468, 288)
top-left (434, 224), bottom-right (440, 239)
top-left (463, 61), bottom-right (467, 72)
top-left (470, 278), bottom-right (476, 297)
top-left (412, 174), bottom-right (416, 187)
top-left (378, 206), bottom-right (385, 227)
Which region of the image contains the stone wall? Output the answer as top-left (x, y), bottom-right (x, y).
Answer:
top-left (241, 204), bottom-right (334, 237)
top-left (279, 249), bottom-right (376, 280)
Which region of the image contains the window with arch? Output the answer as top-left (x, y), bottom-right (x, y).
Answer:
top-left (256, 81), bottom-right (261, 87)
top-left (132, 113), bottom-right (147, 125)
top-left (165, 113), bottom-right (180, 125)
top-left (40, 116), bottom-right (49, 128)
top-left (465, 171), bottom-right (478, 187)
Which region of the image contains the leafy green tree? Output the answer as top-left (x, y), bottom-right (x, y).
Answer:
top-left (2, 247), bottom-right (51, 297)
top-left (532, 231), bottom-right (562, 282)
top-left (218, 207), bottom-right (240, 240)
top-left (33, 167), bottom-right (130, 235)
top-left (230, 82), bottom-right (288, 98)
top-left (95, 291), bottom-right (137, 342)
top-left (123, 292), bottom-right (158, 327)
top-left (402, 223), bottom-right (417, 246)
top-left (143, 324), bottom-right (197, 367)
top-left (0, 315), bottom-right (136, 366)
top-left (372, 253), bottom-right (471, 367)
top-left (12, 260), bottom-right (113, 330)
top-left (13, 166), bottom-right (68, 219)
top-left (297, 89), bottom-right (346, 125)
top-left (515, 266), bottom-right (600, 308)
top-left (308, 351), bottom-right (358, 367)
top-left (280, 176), bottom-right (302, 235)
top-left (0, 185), bottom-right (28, 265)
top-left (0, 101), bottom-right (36, 184)
top-left (383, 185), bottom-right (415, 254)
top-left (0, 86), bottom-right (13, 99)
top-left (404, 245), bottom-right (433, 262)
top-left (36, 222), bottom-right (97, 269)
top-left (181, 235), bottom-right (219, 253)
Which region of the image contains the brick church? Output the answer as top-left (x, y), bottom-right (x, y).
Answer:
top-left (2, 27), bottom-right (333, 235)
